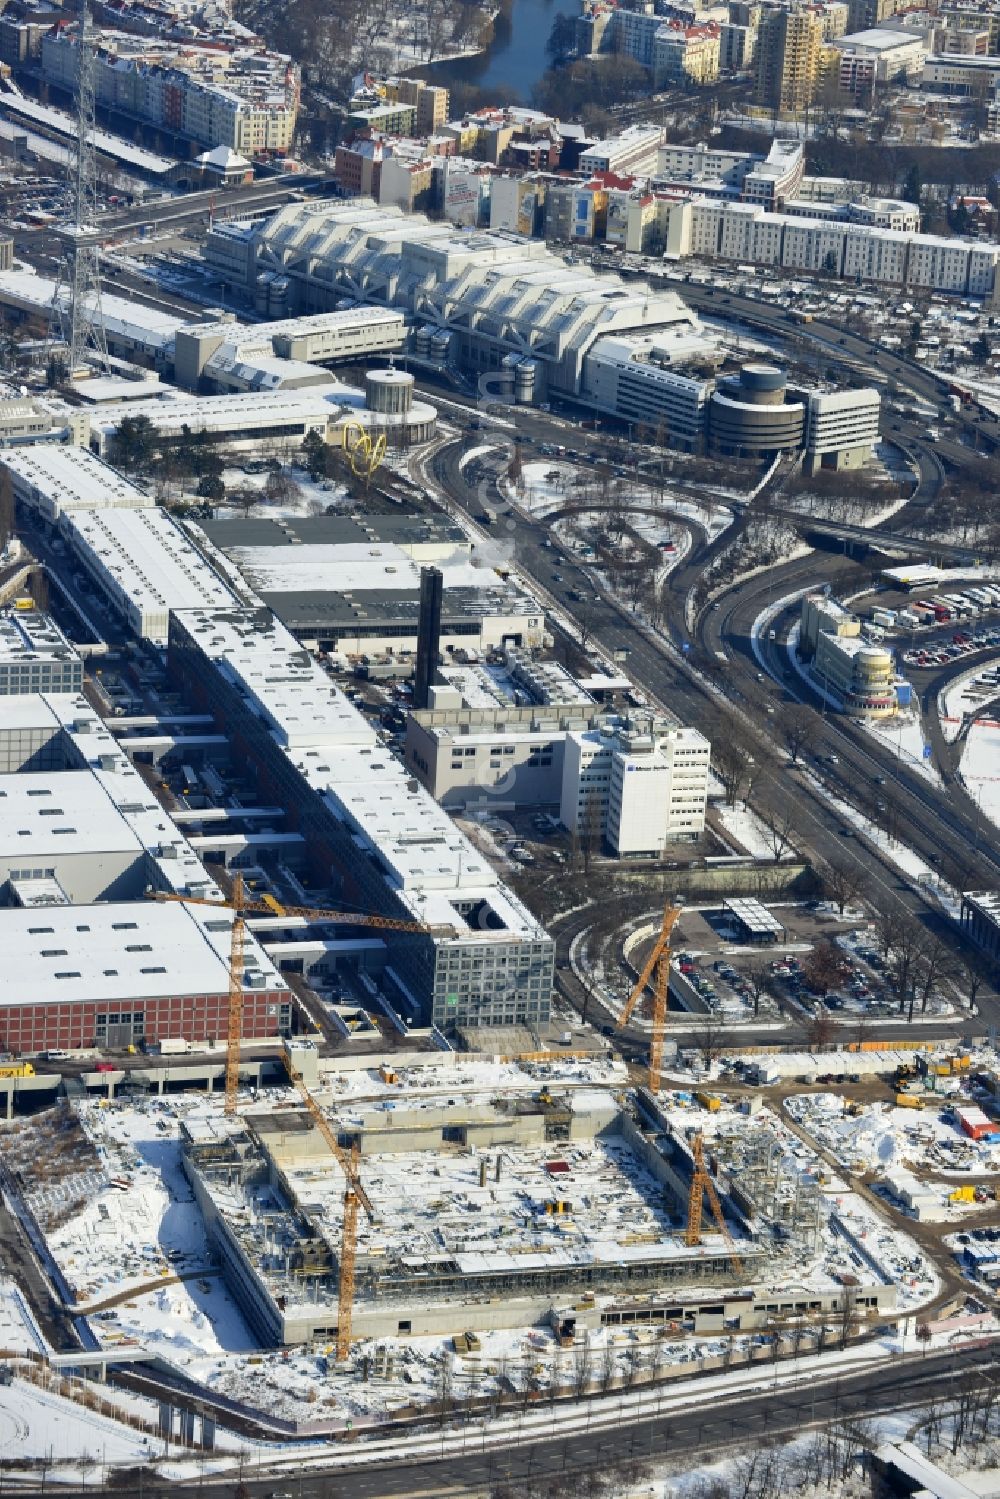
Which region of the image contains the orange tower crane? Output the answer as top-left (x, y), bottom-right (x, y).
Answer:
top-left (150, 878), bottom-right (453, 1362)
top-left (150, 873), bottom-right (454, 1115)
top-left (686, 1131), bottom-right (743, 1275)
top-left (617, 902), bottom-right (682, 1092)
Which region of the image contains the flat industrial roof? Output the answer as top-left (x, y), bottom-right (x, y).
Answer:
top-left (1, 445), bottom-right (152, 514)
top-left (0, 771), bottom-right (143, 860)
top-left (69, 508), bottom-right (239, 617)
top-left (0, 610), bottom-right (79, 667)
top-left (0, 900), bottom-right (286, 1007)
top-left (199, 514), bottom-right (467, 550)
top-left (226, 542), bottom-right (497, 596)
top-left (174, 607), bottom-right (547, 938)
top-left (263, 586), bottom-right (535, 632)
top-left (176, 607), bottom-right (376, 750)
top-left (0, 692), bottom-right (225, 901)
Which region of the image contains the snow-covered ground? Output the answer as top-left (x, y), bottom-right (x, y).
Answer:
top-left (713, 800), bottom-right (798, 860)
top-left (862, 711), bottom-right (941, 786)
top-left (46, 1098), bottom-right (256, 1360)
top-left (959, 717), bottom-right (1000, 836)
top-left (787, 1093), bottom-right (1000, 1218)
top-left (512, 462), bottom-right (733, 541)
top-left (217, 465), bottom-right (349, 519)
top-left (940, 661), bottom-right (1000, 743)
top-left (0, 1376), bottom-right (156, 1470)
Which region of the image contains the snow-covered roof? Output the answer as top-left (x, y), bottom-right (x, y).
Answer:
top-left (0, 900), bottom-right (286, 1006)
top-left (68, 508), bottom-right (239, 616)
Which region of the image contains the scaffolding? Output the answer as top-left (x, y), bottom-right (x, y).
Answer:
top-left (713, 1128), bottom-right (823, 1255)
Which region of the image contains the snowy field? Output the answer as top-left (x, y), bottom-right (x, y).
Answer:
top-left (939, 659), bottom-right (1000, 743)
top-left (959, 718), bottom-right (1000, 836)
top-left (512, 461), bottom-right (733, 542)
top-left (862, 712), bottom-right (941, 785)
top-left (45, 1098), bottom-right (256, 1360)
top-left (713, 800), bottom-right (799, 860)
top-left (217, 465), bottom-right (349, 519)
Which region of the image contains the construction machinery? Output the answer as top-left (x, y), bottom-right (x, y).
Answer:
top-left (617, 902), bottom-right (682, 1092)
top-left (150, 872), bottom-right (454, 1115)
top-left (686, 1131), bottom-right (743, 1276)
top-left (149, 875), bottom-right (449, 1362)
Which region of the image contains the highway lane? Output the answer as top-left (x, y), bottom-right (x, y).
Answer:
top-left (423, 437), bottom-right (974, 967)
top-left (712, 572), bottom-right (1000, 891)
top-left (11, 176), bottom-right (324, 262)
top-left (47, 1343), bottom-right (1000, 1496)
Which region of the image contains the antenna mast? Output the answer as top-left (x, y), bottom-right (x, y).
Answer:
top-left (50, 1), bottom-right (109, 377)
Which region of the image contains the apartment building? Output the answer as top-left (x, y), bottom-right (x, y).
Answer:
top-left (579, 126), bottom-right (664, 177)
top-left (674, 195), bottom-right (1000, 294)
top-left (754, 7), bottom-right (828, 111)
top-left (384, 77), bottom-right (450, 134)
top-left (721, 19), bottom-right (758, 69)
top-left (653, 24), bottom-right (722, 86)
top-left (40, 26), bottom-right (298, 155)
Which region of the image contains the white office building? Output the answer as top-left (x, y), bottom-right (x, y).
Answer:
top-left (561, 721), bottom-right (710, 854)
top-left (580, 127), bottom-right (665, 177)
top-left (804, 388), bottom-right (881, 472)
top-left (580, 332), bottom-right (713, 448)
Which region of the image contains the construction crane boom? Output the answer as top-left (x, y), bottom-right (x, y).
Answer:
top-left (686, 1132), bottom-right (743, 1275)
top-left (153, 889), bottom-right (456, 938)
top-left (618, 903), bottom-right (681, 1092)
top-left (148, 882), bottom-right (453, 1114)
top-left (146, 880), bottom-right (387, 1363)
top-left (284, 1065), bottom-right (375, 1220)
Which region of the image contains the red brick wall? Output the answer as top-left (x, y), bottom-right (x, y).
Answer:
top-left (0, 989), bottom-right (287, 1054)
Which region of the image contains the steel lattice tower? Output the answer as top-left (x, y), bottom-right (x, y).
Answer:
top-left (50, 0), bottom-right (109, 376)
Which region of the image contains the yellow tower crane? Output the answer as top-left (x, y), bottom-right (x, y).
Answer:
top-left (617, 902), bottom-right (682, 1092)
top-left (150, 876), bottom-right (455, 1362)
top-left (150, 873), bottom-right (455, 1115)
top-left (686, 1131), bottom-right (743, 1276)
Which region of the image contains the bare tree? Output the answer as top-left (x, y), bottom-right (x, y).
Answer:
top-left (802, 939), bottom-right (844, 997)
top-left (782, 707), bottom-right (815, 766)
top-left (762, 806), bottom-right (796, 862)
top-left (823, 858), bottom-right (869, 917)
top-left (807, 1006), bottom-right (840, 1052)
top-left (837, 1286), bottom-right (859, 1349)
top-left (954, 947), bottom-right (989, 1014)
top-left (713, 735), bottom-right (756, 807)
top-left (743, 958), bottom-right (772, 1019)
top-left (913, 935), bottom-right (951, 1015)
top-left (692, 1016), bottom-right (725, 1070)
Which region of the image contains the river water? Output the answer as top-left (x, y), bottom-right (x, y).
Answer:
top-left (417, 0), bottom-right (576, 103)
